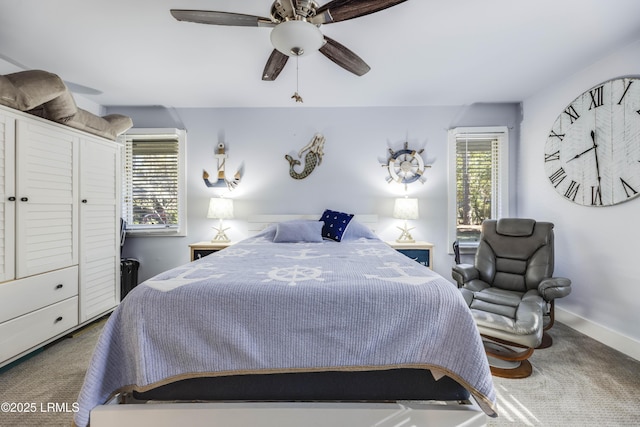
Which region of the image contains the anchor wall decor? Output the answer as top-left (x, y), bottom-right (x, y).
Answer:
top-left (285, 133), bottom-right (325, 180)
top-left (203, 142), bottom-right (242, 190)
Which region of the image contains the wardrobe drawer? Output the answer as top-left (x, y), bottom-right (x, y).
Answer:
top-left (0, 296), bottom-right (78, 364)
top-left (0, 266), bottom-right (78, 324)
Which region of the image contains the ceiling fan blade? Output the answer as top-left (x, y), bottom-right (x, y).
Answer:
top-left (319, 36), bottom-right (370, 76)
top-left (262, 50), bottom-right (289, 81)
top-left (170, 10), bottom-right (275, 27)
top-left (312, 0), bottom-right (407, 24)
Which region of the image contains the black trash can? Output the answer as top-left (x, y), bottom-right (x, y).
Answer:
top-left (120, 258), bottom-right (140, 300)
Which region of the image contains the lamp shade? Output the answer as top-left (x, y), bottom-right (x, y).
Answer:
top-left (270, 20), bottom-right (324, 57)
top-left (393, 198), bottom-right (419, 220)
top-left (207, 198), bottom-right (234, 220)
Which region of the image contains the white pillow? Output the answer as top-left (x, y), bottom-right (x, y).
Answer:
top-left (341, 220), bottom-right (378, 241)
top-left (274, 220), bottom-right (324, 243)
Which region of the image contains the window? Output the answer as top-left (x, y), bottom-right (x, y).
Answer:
top-left (121, 128), bottom-right (187, 236)
top-left (448, 127), bottom-right (509, 250)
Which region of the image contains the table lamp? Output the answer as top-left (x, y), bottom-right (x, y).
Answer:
top-left (207, 197), bottom-right (234, 242)
top-left (393, 197), bottom-right (419, 243)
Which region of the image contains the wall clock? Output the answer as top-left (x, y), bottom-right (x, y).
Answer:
top-left (544, 76), bottom-right (640, 206)
top-left (384, 142), bottom-right (429, 186)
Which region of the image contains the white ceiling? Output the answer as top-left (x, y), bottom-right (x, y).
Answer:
top-left (1, 0), bottom-right (640, 108)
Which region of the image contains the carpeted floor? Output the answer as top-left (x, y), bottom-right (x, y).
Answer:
top-left (489, 322), bottom-right (640, 426)
top-left (0, 318), bottom-right (105, 427)
top-left (0, 319), bottom-right (638, 426)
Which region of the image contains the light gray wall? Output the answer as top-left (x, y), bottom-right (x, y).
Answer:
top-left (109, 104), bottom-right (520, 283)
top-left (518, 39), bottom-right (640, 357)
top-left (106, 39), bottom-right (640, 361)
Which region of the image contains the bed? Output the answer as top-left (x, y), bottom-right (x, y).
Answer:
top-left (74, 212), bottom-right (497, 427)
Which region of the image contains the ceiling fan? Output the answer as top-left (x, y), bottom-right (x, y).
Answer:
top-left (170, 0), bottom-right (408, 81)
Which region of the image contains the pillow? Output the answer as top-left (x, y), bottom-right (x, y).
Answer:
top-left (274, 220), bottom-right (324, 243)
top-left (341, 220), bottom-right (378, 241)
top-left (40, 90), bottom-right (78, 123)
top-left (103, 114), bottom-right (134, 135)
top-left (253, 224), bottom-right (277, 240)
top-left (0, 70), bottom-right (67, 111)
top-left (320, 209), bottom-right (354, 242)
top-left (0, 75), bottom-right (20, 108)
top-left (67, 109), bottom-right (134, 140)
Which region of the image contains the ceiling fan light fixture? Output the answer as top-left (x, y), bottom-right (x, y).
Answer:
top-left (270, 20), bottom-right (324, 57)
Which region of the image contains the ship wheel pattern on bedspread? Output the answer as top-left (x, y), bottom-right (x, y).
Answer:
top-left (259, 265), bottom-right (330, 287)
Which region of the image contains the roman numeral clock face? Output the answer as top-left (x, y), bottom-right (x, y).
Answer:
top-left (544, 77), bottom-right (640, 206)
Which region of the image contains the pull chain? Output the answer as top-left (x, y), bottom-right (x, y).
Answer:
top-left (291, 55), bottom-right (303, 103)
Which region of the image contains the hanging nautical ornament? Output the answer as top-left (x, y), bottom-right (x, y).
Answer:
top-left (291, 54), bottom-right (303, 103)
top-left (382, 142), bottom-right (429, 189)
top-left (203, 142), bottom-right (242, 190)
top-left (285, 133), bottom-right (325, 179)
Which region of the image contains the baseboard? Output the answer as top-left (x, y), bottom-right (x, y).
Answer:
top-left (556, 307), bottom-right (640, 361)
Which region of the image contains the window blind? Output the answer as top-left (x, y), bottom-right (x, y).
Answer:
top-left (447, 126), bottom-right (509, 250)
top-left (455, 134), bottom-right (502, 240)
top-left (122, 135), bottom-right (180, 230)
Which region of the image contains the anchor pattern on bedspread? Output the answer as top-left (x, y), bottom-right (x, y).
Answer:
top-left (354, 247), bottom-right (389, 258)
top-left (276, 249), bottom-right (330, 260)
top-left (364, 262), bottom-right (437, 285)
top-left (146, 264), bottom-right (225, 292)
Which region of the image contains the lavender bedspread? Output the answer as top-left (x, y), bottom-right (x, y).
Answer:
top-left (74, 230), bottom-right (496, 426)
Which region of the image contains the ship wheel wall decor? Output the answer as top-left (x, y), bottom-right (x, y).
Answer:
top-left (383, 142), bottom-right (430, 188)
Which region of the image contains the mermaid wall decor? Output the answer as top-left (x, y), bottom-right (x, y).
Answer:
top-left (285, 133), bottom-right (325, 180)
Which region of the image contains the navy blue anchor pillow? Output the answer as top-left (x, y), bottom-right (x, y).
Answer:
top-left (320, 209), bottom-right (354, 242)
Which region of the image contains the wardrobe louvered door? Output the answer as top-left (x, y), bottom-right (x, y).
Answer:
top-left (78, 136), bottom-right (120, 322)
top-left (15, 120), bottom-right (78, 278)
top-left (0, 113), bottom-right (16, 283)
top-left (0, 105), bottom-right (124, 368)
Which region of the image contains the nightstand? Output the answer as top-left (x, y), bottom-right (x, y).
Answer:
top-left (387, 241), bottom-right (434, 269)
top-left (189, 241), bottom-right (234, 261)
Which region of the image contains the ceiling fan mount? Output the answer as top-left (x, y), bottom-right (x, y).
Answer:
top-left (269, 0), bottom-right (319, 23)
top-left (170, 0), bottom-right (408, 81)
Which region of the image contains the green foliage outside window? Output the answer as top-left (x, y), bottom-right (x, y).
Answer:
top-left (456, 140), bottom-right (494, 242)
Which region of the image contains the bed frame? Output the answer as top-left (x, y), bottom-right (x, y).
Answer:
top-left (91, 401), bottom-right (487, 427)
top-left (127, 368), bottom-right (471, 403)
top-left (86, 214), bottom-right (489, 427)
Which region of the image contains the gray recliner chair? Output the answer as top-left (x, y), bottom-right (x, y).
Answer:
top-left (452, 218), bottom-right (571, 378)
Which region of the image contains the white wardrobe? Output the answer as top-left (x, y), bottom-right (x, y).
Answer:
top-left (0, 104), bottom-right (121, 367)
